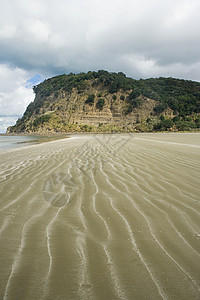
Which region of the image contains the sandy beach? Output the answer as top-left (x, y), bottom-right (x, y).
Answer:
top-left (0, 133), bottom-right (200, 299)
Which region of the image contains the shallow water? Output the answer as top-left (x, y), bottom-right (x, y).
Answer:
top-left (0, 133), bottom-right (200, 299)
top-left (0, 135), bottom-right (69, 152)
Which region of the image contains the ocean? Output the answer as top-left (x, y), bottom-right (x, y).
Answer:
top-left (0, 135), bottom-right (69, 152)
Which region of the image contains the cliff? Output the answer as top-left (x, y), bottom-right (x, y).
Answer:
top-left (7, 71), bottom-right (200, 133)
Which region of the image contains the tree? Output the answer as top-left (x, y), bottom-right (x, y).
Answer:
top-left (96, 98), bottom-right (105, 110)
top-left (85, 94), bottom-right (95, 106)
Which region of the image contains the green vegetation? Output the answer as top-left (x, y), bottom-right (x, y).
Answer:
top-left (124, 91), bottom-right (142, 114)
top-left (32, 115), bottom-right (51, 127)
top-left (79, 124), bottom-right (93, 132)
top-left (112, 95), bottom-right (117, 100)
top-left (153, 103), bottom-right (168, 114)
top-left (145, 114), bottom-right (200, 132)
top-left (153, 118), bottom-right (173, 131)
top-left (96, 98), bottom-right (105, 110)
top-left (85, 94), bottom-right (95, 106)
top-left (141, 77), bottom-right (200, 115)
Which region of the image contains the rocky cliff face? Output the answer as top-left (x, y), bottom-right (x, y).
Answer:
top-left (47, 86), bottom-right (158, 127)
top-left (9, 70), bottom-right (200, 133)
top-left (8, 81), bottom-right (169, 133)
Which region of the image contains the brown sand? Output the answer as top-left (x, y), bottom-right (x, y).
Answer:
top-left (0, 133), bottom-right (200, 299)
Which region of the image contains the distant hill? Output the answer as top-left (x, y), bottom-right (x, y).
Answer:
top-left (7, 70), bottom-right (200, 133)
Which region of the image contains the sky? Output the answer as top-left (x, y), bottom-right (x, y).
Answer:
top-left (0, 0), bottom-right (200, 132)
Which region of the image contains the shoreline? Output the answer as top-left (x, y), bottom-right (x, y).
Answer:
top-left (1, 131), bottom-right (200, 155)
top-left (2, 127), bottom-right (200, 136)
top-left (0, 136), bottom-right (81, 155)
top-left (0, 134), bottom-right (74, 154)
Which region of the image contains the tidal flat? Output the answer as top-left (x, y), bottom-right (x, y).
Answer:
top-left (0, 133), bottom-right (200, 299)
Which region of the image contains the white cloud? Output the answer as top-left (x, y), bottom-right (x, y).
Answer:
top-left (0, 65), bottom-right (36, 132)
top-left (0, 65), bottom-right (35, 114)
top-left (0, 24), bottom-right (16, 39)
top-left (28, 20), bottom-right (50, 42)
top-left (0, 117), bottom-right (18, 133)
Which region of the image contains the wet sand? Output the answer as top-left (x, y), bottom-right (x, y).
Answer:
top-left (0, 133), bottom-right (200, 299)
top-left (0, 135), bottom-right (70, 152)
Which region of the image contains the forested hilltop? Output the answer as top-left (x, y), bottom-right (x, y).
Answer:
top-left (8, 70), bottom-right (200, 133)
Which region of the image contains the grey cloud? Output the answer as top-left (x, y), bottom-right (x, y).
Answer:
top-left (1, 0), bottom-right (200, 132)
top-left (1, 0), bottom-right (200, 80)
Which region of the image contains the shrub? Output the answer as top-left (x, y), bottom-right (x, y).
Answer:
top-left (172, 116), bottom-right (180, 123)
top-left (153, 103), bottom-right (168, 114)
top-left (80, 124), bottom-right (93, 132)
top-left (85, 94), bottom-right (95, 106)
top-left (146, 117), bottom-right (151, 123)
top-left (96, 98), bottom-right (105, 110)
top-left (33, 115), bottom-right (51, 127)
top-left (54, 91), bottom-right (59, 98)
top-left (153, 119), bottom-right (173, 131)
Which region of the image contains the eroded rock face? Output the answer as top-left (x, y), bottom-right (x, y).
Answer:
top-left (7, 76), bottom-right (176, 134)
top-left (20, 88), bottom-right (159, 132)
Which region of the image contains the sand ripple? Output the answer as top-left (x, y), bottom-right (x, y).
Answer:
top-left (0, 133), bottom-right (200, 299)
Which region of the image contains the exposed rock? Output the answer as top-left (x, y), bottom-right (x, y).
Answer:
top-left (7, 71), bottom-right (200, 133)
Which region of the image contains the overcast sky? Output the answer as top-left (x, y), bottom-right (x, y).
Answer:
top-left (0, 0), bottom-right (200, 132)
